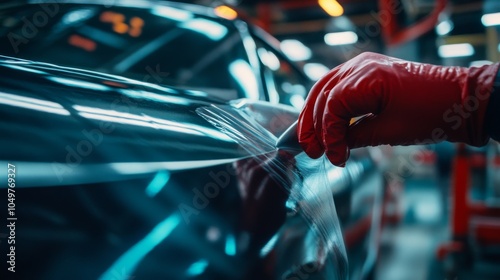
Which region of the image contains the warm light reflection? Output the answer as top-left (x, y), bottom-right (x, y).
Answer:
top-left (129, 17), bottom-right (144, 37)
top-left (99, 213), bottom-right (181, 280)
top-left (318, 0), bottom-right (344, 17)
top-left (214, 5), bottom-right (238, 20)
top-left (99, 11), bottom-right (144, 37)
top-left (100, 11), bottom-right (124, 23)
top-left (113, 22), bottom-right (128, 34)
top-left (68, 34), bottom-right (96, 51)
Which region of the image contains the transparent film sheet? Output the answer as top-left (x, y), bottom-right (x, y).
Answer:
top-left (197, 103), bottom-right (348, 279)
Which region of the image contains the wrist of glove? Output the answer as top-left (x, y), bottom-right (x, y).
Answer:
top-left (297, 52), bottom-right (500, 166)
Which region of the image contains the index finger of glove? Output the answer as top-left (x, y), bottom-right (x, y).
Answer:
top-left (298, 66), bottom-right (343, 158)
top-left (321, 77), bottom-right (385, 165)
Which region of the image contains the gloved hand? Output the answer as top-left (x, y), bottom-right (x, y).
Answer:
top-left (298, 52), bottom-right (500, 166)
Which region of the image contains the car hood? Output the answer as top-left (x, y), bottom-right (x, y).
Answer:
top-left (0, 55), bottom-right (372, 280)
top-left (0, 55), bottom-right (297, 185)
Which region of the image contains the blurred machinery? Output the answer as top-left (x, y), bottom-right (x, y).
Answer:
top-left (437, 142), bottom-right (500, 278)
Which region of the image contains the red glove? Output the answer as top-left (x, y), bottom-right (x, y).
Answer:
top-left (298, 52), bottom-right (500, 166)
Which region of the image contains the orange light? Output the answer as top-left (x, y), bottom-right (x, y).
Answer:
top-left (68, 35), bottom-right (96, 52)
top-left (100, 11), bottom-right (125, 23)
top-left (113, 22), bottom-right (128, 34)
top-left (318, 0), bottom-right (344, 17)
top-left (129, 17), bottom-right (144, 37)
top-left (130, 17), bottom-right (144, 27)
top-left (214, 5), bottom-right (238, 20)
top-left (99, 11), bottom-right (113, 22)
top-left (129, 28), bottom-right (141, 37)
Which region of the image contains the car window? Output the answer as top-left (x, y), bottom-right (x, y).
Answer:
top-left (254, 38), bottom-right (312, 109)
top-left (0, 4), bottom-right (255, 101)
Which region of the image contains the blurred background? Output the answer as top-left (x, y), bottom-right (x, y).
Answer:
top-left (187, 0), bottom-right (500, 73)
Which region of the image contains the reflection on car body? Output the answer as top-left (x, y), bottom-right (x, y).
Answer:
top-left (0, 1), bottom-right (384, 279)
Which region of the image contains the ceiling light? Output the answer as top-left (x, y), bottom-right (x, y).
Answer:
top-left (180, 18), bottom-right (228, 40)
top-left (438, 43), bottom-right (474, 58)
top-left (289, 95), bottom-right (305, 109)
top-left (436, 20), bottom-right (453, 36)
top-left (481, 12), bottom-right (500, 27)
top-left (280, 39), bottom-right (312, 61)
top-left (303, 63), bottom-right (330, 80)
top-left (318, 0), bottom-right (344, 17)
top-left (229, 60), bottom-right (259, 100)
top-left (152, 6), bottom-right (192, 21)
top-left (214, 5), bottom-right (238, 20)
top-left (469, 60), bottom-right (493, 67)
top-left (324, 31), bottom-right (358, 45)
top-left (257, 48), bottom-right (280, 71)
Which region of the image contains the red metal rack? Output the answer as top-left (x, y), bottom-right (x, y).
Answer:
top-left (437, 143), bottom-right (500, 276)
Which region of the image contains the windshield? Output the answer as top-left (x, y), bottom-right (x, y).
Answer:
top-left (0, 3), bottom-right (254, 100)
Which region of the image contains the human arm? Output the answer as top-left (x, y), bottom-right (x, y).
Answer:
top-left (297, 52), bottom-right (500, 167)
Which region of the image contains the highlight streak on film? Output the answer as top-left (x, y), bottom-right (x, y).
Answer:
top-left (196, 103), bottom-right (348, 279)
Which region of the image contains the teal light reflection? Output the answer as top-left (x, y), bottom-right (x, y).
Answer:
top-left (145, 170), bottom-right (171, 197)
top-left (224, 234), bottom-right (236, 256)
top-left (179, 18), bottom-right (228, 40)
top-left (259, 234), bottom-right (279, 257)
top-left (186, 259), bottom-right (209, 277)
top-left (99, 213), bottom-right (181, 280)
top-left (229, 60), bottom-right (259, 100)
